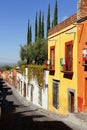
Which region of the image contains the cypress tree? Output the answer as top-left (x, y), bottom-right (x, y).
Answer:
top-left (47, 4), bottom-right (50, 37)
top-left (35, 12), bottom-right (38, 42)
top-left (27, 20), bottom-right (30, 45)
top-left (41, 12), bottom-right (44, 38)
top-left (27, 20), bottom-right (32, 44)
top-left (53, 0), bottom-right (58, 26)
top-left (29, 25), bottom-right (32, 43)
top-left (39, 10), bottom-right (42, 38)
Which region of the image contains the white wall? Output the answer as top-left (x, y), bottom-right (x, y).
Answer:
top-left (42, 87), bottom-right (48, 109)
top-left (16, 69), bottom-right (49, 110)
top-left (42, 70), bottom-right (49, 109)
top-left (29, 79), bottom-right (40, 106)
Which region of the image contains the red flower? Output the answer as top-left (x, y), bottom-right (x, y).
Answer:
top-left (83, 57), bottom-right (87, 61)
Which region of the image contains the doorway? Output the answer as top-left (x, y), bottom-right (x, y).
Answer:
top-left (31, 85), bottom-right (34, 102)
top-left (24, 83), bottom-right (26, 97)
top-left (68, 89), bottom-right (75, 113)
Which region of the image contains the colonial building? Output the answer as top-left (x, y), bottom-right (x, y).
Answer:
top-left (48, 0), bottom-right (87, 114)
top-left (48, 14), bottom-right (77, 115)
top-left (77, 0), bottom-right (87, 112)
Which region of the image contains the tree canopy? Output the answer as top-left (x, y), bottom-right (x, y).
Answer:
top-left (19, 1), bottom-right (58, 66)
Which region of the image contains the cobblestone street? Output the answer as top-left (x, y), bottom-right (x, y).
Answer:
top-left (0, 81), bottom-right (87, 130)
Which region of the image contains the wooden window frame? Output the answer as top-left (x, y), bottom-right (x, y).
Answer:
top-left (64, 40), bottom-right (73, 74)
top-left (50, 45), bottom-right (55, 71)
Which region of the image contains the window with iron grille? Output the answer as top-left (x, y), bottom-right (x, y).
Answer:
top-left (53, 80), bottom-right (59, 109)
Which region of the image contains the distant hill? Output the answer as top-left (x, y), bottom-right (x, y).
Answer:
top-left (0, 62), bottom-right (17, 67)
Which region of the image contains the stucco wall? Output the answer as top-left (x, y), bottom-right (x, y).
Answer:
top-left (48, 24), bottom-right (78, 114)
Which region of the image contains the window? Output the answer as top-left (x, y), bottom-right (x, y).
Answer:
top-left (65, 41), bottom-right (73, 72)
top-left (50, 46), bottom-right (55, 70)
top-left (53, 80), bottom-right (59, 109)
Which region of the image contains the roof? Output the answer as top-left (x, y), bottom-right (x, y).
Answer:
top-left (48, 13), bottom-right (77, 36)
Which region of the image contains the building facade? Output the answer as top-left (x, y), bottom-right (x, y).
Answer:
top-left (48, 14), bottom-right (77, 115)
top-left (48, 0), bottom-right (87, 114)
top-left (77, 0), bottom-right (87, 112)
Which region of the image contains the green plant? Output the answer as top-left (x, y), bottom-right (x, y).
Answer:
top-left (28, 65), bottom-right (45, 88)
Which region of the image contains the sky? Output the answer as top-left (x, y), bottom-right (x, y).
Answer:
top-left (0, 0), bottom-right (77, 65)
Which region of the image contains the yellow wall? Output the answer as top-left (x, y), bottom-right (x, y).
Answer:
top-left (48, 25), bottom-right (77, 115)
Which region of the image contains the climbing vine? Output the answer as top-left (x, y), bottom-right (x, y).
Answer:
top-left (28, 65), bottom-right (45, 88)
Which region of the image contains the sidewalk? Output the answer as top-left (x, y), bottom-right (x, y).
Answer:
top-left (7, 82), bottom-right (87, 130)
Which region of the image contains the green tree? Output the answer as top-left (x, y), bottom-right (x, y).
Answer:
top-left (29, 25), bottom-right (32, 43)
top-left (20, 43), bottom-right (33, 65)
top-left (53, 0), bottom-right (58, 26)
top-left (39, 10), bottom-right (42, 39)
top-left (47, 4), bottom-right (50, 37)
top-left (33, 39), bottom-right (47, 65)
top-left (26, 43), bottom-right (33, 64)
top-left (4, 65), bottom-right (12, 71)
top-left (27, 20), bottom-right (30, 45)
top-left (41, 12), bottom-right (44, 38)
top-left (40, 39), bottom-right (48, 63)
top-left (20, 45), bottom-right (27, 63)
top-left (27, 20), bottom-right (32, 45)
top-left (35, 12), bottom-right (38, 42)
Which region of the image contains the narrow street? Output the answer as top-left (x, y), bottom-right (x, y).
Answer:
top-left (0, 80), bottom-right (85, 130)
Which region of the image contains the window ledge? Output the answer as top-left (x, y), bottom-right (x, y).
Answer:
top-left (61, 70), bottom-right (73, 75)
top-left (46, 67), bottom-right (55, 72)
top-left (49, 68), bottom-right (55, 71)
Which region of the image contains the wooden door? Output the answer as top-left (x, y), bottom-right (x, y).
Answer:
top-left (69, 91), bottom-right (74, 113)
top-left (24, 83), bottom-right (26, 97)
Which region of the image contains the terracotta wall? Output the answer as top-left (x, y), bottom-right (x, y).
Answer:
top-left (78, 19), bottom-right (87, 112)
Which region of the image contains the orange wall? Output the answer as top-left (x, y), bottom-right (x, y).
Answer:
top-left (78, 20), bottom-right (87, 112)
